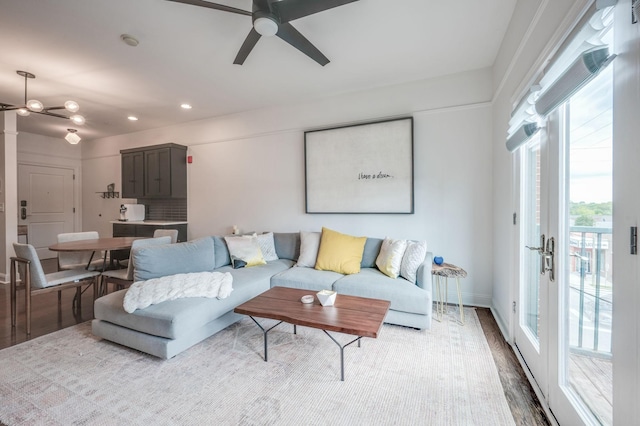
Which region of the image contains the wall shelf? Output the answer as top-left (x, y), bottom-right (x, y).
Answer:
top-left (97, 191), bottom-right (120, 199)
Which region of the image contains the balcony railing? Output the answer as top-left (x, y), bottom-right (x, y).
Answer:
top-left (569, 226), bottom-right (612, 358)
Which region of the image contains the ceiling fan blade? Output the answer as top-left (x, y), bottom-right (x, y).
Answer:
top-left (271, 0), bottom-right (358, 23)
top-left (234, 28), bottom-right (262, 65)
top-left (276, 23), bottom-right (329, 66)
top-left (165, 0), bottom-right (251, 16)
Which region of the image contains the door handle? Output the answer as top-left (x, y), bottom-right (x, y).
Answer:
top-left (543, 237), bottom-right (555, 282)
top-left (526, 234), bottom-right (546, 275)
top-left (525, 234), bottom-right (545, 253)
top-left (21, 207), bottom-right (27, 220)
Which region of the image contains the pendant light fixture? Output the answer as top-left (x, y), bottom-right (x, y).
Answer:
top-left (64, 128), bottom-right (81, 145)
top-left (0, 70), bottom-right (86, 134)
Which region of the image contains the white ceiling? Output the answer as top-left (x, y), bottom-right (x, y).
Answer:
top-left (0, 0), bottom-right (516, 141)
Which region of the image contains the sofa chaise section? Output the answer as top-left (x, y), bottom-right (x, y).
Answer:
top-left (92, 237), bottom-right (292, 358)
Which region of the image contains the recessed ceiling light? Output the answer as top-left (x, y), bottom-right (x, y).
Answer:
top-left (127, 116), bottom-right (138, 121)
top-left (180, 103), bottom-right (192, 110)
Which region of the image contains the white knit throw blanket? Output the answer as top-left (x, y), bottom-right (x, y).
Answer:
top-left (123, 271), bottom-right (233, 313)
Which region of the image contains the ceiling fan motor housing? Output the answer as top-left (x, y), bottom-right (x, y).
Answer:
top-left (252, 11), bottom-right (279, 36)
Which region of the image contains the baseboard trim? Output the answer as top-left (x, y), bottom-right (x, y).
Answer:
top-left (490, 306), bottom-right (511, 343)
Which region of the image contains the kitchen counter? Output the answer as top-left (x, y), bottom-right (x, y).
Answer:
top-left (110, 220), bottom-right (188, 226)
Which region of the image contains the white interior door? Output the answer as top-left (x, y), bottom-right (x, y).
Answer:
top-left (17, 164), bottom-right (75, 259)
top-left (516, 65), bottom-right (613, 425)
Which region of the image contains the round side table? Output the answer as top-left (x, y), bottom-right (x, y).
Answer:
top-left (432, 262), bottom-right (467, 325)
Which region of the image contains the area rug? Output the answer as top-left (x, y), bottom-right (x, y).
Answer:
top-left (0, 308), bottom-right (514, 425)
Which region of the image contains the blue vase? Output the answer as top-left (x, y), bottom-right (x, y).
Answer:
top-left (434, 256), bottom-right (444, 265)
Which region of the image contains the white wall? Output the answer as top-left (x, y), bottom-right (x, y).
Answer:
top-left (83, 68), bottom-right (496, 306)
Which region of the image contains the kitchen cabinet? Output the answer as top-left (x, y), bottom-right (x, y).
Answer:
top-left (120, 143), bottom-right (187, 199)
top-left (121, 151), bottom-right (144, 198)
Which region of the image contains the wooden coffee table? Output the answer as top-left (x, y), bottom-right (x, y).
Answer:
top-left (234, 286), bottom-right (390, 381)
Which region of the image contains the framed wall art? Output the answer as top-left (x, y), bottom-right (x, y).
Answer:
top-left (304, 117), bottom-right (414, 214)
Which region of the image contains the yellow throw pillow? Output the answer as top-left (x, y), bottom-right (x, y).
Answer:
top-left (315, 227), bottom-right (367, 275)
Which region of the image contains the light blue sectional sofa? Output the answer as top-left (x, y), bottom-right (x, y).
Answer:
top-left (92, 233), bottom-right (433, 359)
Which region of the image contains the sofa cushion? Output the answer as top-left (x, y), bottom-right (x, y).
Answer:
top-left (271, 267), bottom-right (343, 291)
top-left (376, 238), bottom-right (408, 279)
top-left (361, 237), bottom-right (383, 268)
top-left (133, 237), bottom-right (215, 281)
top-left (315, 227), bottom-right (366, 275)
top-left (256, 232), bottom-right (278, 261)
top-left (400, 240), bottom-right (428, 283)
top-left (296, 231), bottom-right (321, 268)
top-left (224, 234), bottom-right (267, 268)
top-left (212, 236), bottom-right (231, 268)
top-left (333, 268), bottom-right (430, 315)
top-left (273, 232), bottom-right (299, 261)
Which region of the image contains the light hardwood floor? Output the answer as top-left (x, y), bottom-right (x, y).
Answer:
top-left (0, 260), bottom-right (548, 425)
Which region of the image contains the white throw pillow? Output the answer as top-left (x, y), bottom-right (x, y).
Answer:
top-left (296, 231), bottom-right (321, 268)
top-left (400, 240), bottom-right (428, 283)
top-left (376, 237), bottom-right (408, 279)
top-left (224, 234), bottom-right (266, 269)
top-left (256, 232), bottom-right (278, 261)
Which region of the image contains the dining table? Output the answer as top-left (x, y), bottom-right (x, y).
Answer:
top-left (49, 236), bottom-right (144, 299)
top-left (48, 236), bottom-right (142, 272)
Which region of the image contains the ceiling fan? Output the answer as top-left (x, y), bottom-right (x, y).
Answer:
top-left (166, 0), bottom-right (358, 66)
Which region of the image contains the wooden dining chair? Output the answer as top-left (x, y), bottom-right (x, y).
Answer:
top-left (100, 236), bottom-right (172, 294)
top-left (57, 231), bottom-right (105, 271)
top-left (153, 229), bottom-right (179, 243)
top-left (11, 243), bottom-right (101, 336)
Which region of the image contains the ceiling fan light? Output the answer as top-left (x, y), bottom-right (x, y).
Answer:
top-left (27, 99), bottom-right (43, 112)
top-left (65, 129), bottom-right (81, 145)
top-left (254, 17), bottom-right (278, 37)
top-left (70, 114), bottom-right (85, 125)
top-left (64, 100), bottom-right (80, 112)
top-left (16, 108), bottom-right (31, 117)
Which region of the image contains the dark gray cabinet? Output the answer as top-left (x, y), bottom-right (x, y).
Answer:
top-left (121, 143), bottom-right (187, 199)
top-left (121, 151), bottom-right (144, 198)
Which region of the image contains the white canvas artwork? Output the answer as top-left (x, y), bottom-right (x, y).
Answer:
top-left (305, 117), bottom-right (413, 213)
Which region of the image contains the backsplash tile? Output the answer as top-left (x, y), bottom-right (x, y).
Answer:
top-left (143, 199), bottom-right (187, 221)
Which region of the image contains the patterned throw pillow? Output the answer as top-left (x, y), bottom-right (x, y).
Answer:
top-left (256, 232), bottom-right (278, 261)
top-left (224, 235), bottom-right (266, 269)
top-left (400, 240), bottom-right (428, 283)
top-left (376, 237), bottom-right (408, 279)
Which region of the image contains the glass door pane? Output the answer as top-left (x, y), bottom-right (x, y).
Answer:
top-left (562, 64), bottom-right (613, 425)
top-left (522, 135), bottom-right (542, 343)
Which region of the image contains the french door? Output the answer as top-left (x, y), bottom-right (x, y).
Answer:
top-left (515, 64), bottom-right (613, 425)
